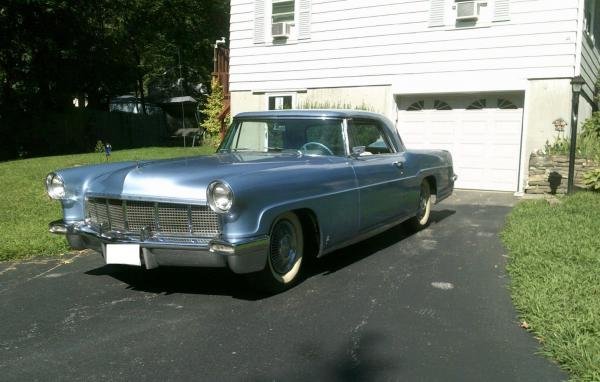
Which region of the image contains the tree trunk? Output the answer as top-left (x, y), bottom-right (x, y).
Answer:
top-left (130, 39), bottom-right (147, 115)
top-left (137, 75), bottom-right (147, 115)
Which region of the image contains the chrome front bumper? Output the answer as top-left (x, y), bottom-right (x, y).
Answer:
top-left (49, 220), bottom-right (269, 274)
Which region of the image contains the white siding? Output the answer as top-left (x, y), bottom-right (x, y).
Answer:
top-left (230, 0), bottom-right (580, 92)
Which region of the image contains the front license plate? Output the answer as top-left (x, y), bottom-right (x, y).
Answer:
top-left (105, 244), bottom-right (141, 266)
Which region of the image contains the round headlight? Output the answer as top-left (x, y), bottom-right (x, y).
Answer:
top-left (46, 173), bottom-right (66, 199)
top-left (207, 181), bottom-right (233, 213)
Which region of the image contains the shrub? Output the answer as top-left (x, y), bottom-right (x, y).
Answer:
top-left (583, 168), bottom-right (600, 191)
top-left (201, 78), bottom-right (226, 146)
top-left (581, 112), bottom-right (600, 140)
top-left (94, 140), bottom-right (104, 153)
top-left (542, 112), bottom-right (600, 160)
top-left (543, 136), bottom-right (570, 156)
top-left (297, 99), bottom-right (374, 111)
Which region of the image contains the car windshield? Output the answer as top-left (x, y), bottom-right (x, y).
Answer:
top-left (219, 118), bottom-right (346, 156)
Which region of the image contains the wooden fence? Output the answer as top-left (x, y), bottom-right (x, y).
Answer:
top-left (1, 110), bottom-right (169, 160)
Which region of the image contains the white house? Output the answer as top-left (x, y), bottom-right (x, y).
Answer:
top-left (228, 0), bottom-right (600, 193)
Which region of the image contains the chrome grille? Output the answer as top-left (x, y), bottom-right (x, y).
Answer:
top-left (107, 199), bottom-right (126, 230)
top-left (158, 204), bottom-right (191, 234)
top-left (126, 201), bottom-right (158, 232)
top-left (191, 206), bottom-right (221, 236)
top-left (86, 198), bottom-right (220, 238)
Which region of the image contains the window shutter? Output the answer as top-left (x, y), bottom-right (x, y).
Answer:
top-left (429, 0), bottom-right (446, 27)
top-left (254, 0), bottom-right (266, 44)
top-left (298, 0), bottom-right (311, 40)
top-left (493, 0), bottom-right (510, 22)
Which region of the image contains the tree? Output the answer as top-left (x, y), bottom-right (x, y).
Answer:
top-left (0, 0), bottom-right (230, 114)
top-left (0, 0), bottom-right (230, 158)
top-left (201, 78), bottom-right (226, 146)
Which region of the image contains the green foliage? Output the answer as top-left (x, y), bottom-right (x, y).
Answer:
top-left (0, 146), bottom-right (215, 261)
top-left (298, 99), bottom-right (374, 111)
top-left (543, 112), bottom-right (600, 161)
top-left (580, 112), bottom-right (600, 161)
top-left (200, 78), bottom-right (226, 146)
top-left (94, 140), bottom-right (105, 154)
top-left (0, 0), bottom-right (230, 157)
top-left (583, 168), bottom-right (600, 190)
top-left (581, 112), bottom-right (600, 141)
top-left (543, 136), bottom-right (571, 156)
top-left (502, 192), bottom-right (600, 380)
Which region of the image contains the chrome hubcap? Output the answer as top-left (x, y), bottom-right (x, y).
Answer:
top-left (270, 220), bottom-right (298, 275)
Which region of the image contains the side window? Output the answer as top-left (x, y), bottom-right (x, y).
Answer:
top-left (348, 121), bottom-right (393, 155)
top-left (305, 123), bottom-right (344, 156)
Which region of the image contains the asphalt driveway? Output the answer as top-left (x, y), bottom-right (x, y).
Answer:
top-left (0, 191), bottom-right (567, 381)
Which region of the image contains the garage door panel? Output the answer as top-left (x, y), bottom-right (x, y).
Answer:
top-left (489, 146), bottom-right (521, 163)
top-left (430, 135), bottom-right (455, 145)
top-left (397, 93), bottom-right (523, 191)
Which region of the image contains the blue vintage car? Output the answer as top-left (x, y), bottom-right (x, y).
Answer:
top-left (46, 110), bottom-right (455, 292)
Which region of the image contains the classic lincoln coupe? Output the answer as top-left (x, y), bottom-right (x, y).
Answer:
top-left (46, 110), bottom-right (455, 292)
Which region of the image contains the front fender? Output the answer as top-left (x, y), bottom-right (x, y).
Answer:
top-left (53, 161), bottom-right (139, 221)
top-left (219, 159), bottom-right (359, 250)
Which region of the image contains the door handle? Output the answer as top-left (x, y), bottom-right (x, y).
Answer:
top-left (392, 161), bottom-right (404, 169)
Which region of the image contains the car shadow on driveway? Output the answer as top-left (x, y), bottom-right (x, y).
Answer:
top-left (85, 209), bottom-right (456, 300)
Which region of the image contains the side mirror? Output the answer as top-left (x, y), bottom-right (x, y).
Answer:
top-left (351, 146), bottom-right (366, 157)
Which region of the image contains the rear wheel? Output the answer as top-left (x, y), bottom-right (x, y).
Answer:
top-left (251, 212), bottom-right (304, 293)
top-left (409, 180), bottom-right (432, 230)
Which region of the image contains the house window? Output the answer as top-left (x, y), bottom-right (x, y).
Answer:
top-left (272, 0), bottom-right (295, 23)
top-left (466, 99), bottom-right (486, 110)
top-left (406, 100), bottom-right (425, 111)
top-left (434, 100), bottom-right (452, 110)
top-left (455, 0), bottom-right (491, 27)
top-left (268, 95), bottom-right (294, 110)
top-left (497, 98), bottom-right (518, 109)
top-left (584, 0), bottom-right (599, 44)
top-left (430, 0), bottom-right (509, 28)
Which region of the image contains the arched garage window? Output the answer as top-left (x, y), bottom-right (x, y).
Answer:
top-left (497, 98), bottom-right (518, 109)
top-left (406, 100), bottom-right (425, 111)
top-left (434, 100), bottom-right (452, 110)
top-left (466, 99), bottom-right (486, 110)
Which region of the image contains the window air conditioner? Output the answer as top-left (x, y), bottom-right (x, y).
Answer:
top-left (272, 22), bottom-right (291, 38)
top-left (456, 1), bottom-right (479, 21)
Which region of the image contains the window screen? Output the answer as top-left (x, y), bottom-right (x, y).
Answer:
top-left (272, 0), bottom-right (295, 23)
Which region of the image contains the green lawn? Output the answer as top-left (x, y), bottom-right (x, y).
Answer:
top-left (502, 192), bottom-right (600, 381)
top-left (0, 146), bottom-right (215, 261)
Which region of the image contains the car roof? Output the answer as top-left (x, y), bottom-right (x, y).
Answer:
top-left (234, 109), bottom-right (387, 121)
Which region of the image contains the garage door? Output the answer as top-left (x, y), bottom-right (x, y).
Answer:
top-left (396, 94), bottom-right (524, 192)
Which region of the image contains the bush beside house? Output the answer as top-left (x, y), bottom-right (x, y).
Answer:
top-left (526, 154), bottom-right (600, 194)
top-left (526, 112), bottom-right (600, 194)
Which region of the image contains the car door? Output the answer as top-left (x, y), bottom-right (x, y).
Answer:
top-left (347, 119), bottom-right (411, 231)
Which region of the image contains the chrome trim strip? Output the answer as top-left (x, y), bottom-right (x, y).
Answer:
top-left (210, 236), bottom-right (270, 257)
top-left (51, 220), bottom-right (267, 256)
top-left (49, 220), bottom-right (68, 234)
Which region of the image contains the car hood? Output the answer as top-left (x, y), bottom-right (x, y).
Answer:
top-left (86, 152), bottom-right (339, 203)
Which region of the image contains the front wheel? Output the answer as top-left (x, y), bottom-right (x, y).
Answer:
top-left (249, 212), bottom-right (304, 293)
top-left (408, 180), bottom-right (432, 230)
